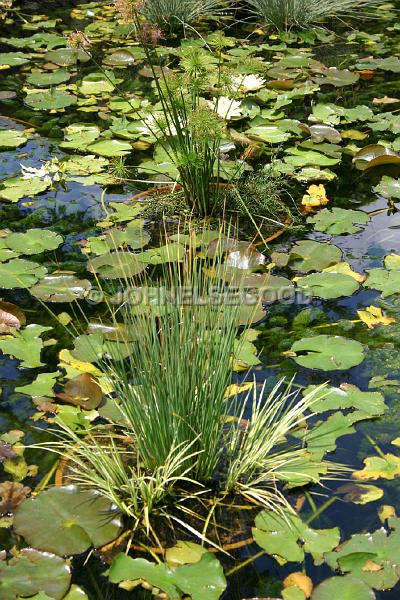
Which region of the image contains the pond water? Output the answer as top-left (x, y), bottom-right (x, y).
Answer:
top-left (1, 1), bottom-right (400, 599)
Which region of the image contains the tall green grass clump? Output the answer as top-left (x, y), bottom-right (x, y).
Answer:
top-left (140, 0), bottom-right (224, 30)
top-left (246, 0), bottom-right (381, 31)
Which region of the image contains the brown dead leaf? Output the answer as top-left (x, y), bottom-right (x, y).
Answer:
top-left (57, 372), bottom-right (103, 410)
top-left (0, 481), bottom-right (30, 516)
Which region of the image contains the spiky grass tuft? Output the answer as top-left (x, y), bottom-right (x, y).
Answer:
top-left (246, 0), bottom-right (382, 31)
top-left (140, 0), bottom-right (224, 30)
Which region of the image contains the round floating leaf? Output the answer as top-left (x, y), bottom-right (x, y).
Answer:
top-left (86, 139), bottom-right (132, 157)
top-left (384, 254), bottom-right (400, 270)
top-left (303, 383), bottom-right (386, 416)
top-left (337, 483), bottom-right (384, 505)
top-left (0, 176), bottom-right (50, 203)
top-left (311, 576), bottom-right (375, 600)
top-left (289, 335), bottom-right (364, 371)
top-left (103, 49), bottom-right (137, 66)
top-left (373, 176), bottom-right (400, 200)
top-left (0, 259), bottom-right (47, 289)
top-left (246, 125), bottom-right (291, 143)
top-left (353, 145), bottom-right (400, 171)
top-left (312, 68), bottom-right (359, 87)
top-left (352, 454), bottom-right (400, 481)
top-left (88, 252), bottom-right (147, 279)
top-left (0, 548), bottom-right (71, 600)
top-left (307, 124), bottom-right (342, 143)
top-left (289, 240), bottom-right (342, 273)
top-left (14, 485), bottom-right (122, 556)
top-left (0, 130), bottom-right (28, 149)
top-left (26, 69), bottom-right (71, 87)
top-left (307, 208), bottom-right (369, 235)
top-left (6, 229), bottom-right (63, 255)
top-left (364, 268), bottom-right (400, 297)
top-left (30, 273), bottom-right (92, 302)
top-left (24, 90), bottom-right (77, 111)
top-left (296, 272), bottom-right (359, 299)
top-left (79, 72), bottom-right (116, 95)
top-left (45, 47), bottom-right (90, 66)
top-left (0, 52), bottom-right (30, 66)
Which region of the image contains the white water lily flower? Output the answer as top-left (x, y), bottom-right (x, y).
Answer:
top-left (20, 159), bottom-right (62, 184)
top-left (233, 74), bottom-right (266, 93)
top-left (209, 97), bottom-right (242, 120)
top-left (20, 164), bottom-right (49, 180)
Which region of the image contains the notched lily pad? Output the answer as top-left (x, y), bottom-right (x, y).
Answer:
top-left (14, 485), bottom-right (122, 556)
top-left (289, 335), bottom-right (364, 371)
top-left (30, 273), bottom-right (92, 302)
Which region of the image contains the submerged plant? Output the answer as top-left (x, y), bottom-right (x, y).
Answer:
top-left (246, 0), bottom-right (381, 31)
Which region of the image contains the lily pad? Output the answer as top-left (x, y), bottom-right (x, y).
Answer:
top-left (88, 252), bottom-right (147, 279)
top-left (79, 72), bottom-right (116, 95)
top-left (312, 67), bottom-right (359, 87)
top-left (30, 273), bottom-right (92, 302)
top-left (0, 177), bottom-right (50, 203)
top-left (311, 576), bottom-right (375, 600)
top-left (16, 372), bottom-right (59, 398)
top-left (288, 240), bottom-right (342, 273)
top-left (307, 208), bottom-right (369, 235)
top-left (364, 268), bottom-right (400, 297)
top-left (86, 138), bottom-right (131, 157)
top-left (0, 130), bottom-right (28, 149)
top-left (0, 548), bottom-right (71, 600)
top-left (14, 486), bottom-right (122, 556)
top-left (24, 90), bottom-right (77, 111)
top-left (108, 551), bottom-right (226, 600)
top-left (289, 335), bottom-right (364, 371)
top-left (352, 454), bottom-right (400, 481)
top-left (246, 125), bottom-right (291, 143)
top-left (303, 384), bottom-right (386, 416)
top-left (6, 229), bottom-right (63, 255)
top-left (337, 483), bottom-right (384, 505)
top-left (26, 69), bottom-right (71, 87)
top-left (296, 272), bottom-right (359, 299)
top-left (45, 47), bottom-right (90, 66)
top-left (252, 508), bottom-right (340, 565)
top-left (0, 52), bottom-right (30, 67)
top-left (373, 176), bottom-right (400, 200)
top-left (0, 259), bottom-right (47, 288)
top-left (0, 324), bottom-right (52, 368)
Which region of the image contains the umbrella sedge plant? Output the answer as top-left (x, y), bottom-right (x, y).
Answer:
top-left (40, 227), bottom-right (337, 546)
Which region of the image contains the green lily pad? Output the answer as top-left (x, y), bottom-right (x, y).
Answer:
top-left (26, 69), bottom-right (71, 87)
top-left (253, 508), bottom-right (340, 565)
top-left (45, 47), bottom-right (90, 66)
top-left (312, 68), bottom-right (359, 87)
top-left (0, 548), bottom-right (71, 600)
top-left (16, 372), bottom-right (59, 397)
top-left (311, 576), bottom-right (375, 600)
top-left (60, 124), bottom-right (101, 151)
top-left (137, 242), bottom-right (186, 265)
top-left (6, 229), bottom-right (63, 255)
top-left (373, 176), bottom-right (400, 199)
top-left (103, 49), bottom-right (138, 66)
top-left (0, 52), bottom-right (30, 67)
top-left (30, 273), bottom-right (92, 302)
top-left (0, 130), bottom-right (28, 149)
top-left (246, 125), bottom-right (291, 143)
top-left (296, 272), bottom-right (359, 299)
top-left (86, 138), bottom-right (131, 157)
top-left (14, 486), bottom-right (122, 556)
top-left (108, 552), bottom-right (226, 600)
top-left (24, 90), bottom-right (77, 111)
top-left (88, 251), bottom-right (147, 279)
top-left (384, 254), bottom-right (400, 270)
top-left (353, 145), bottom-right (400, 172)
top-left (289, 335), bottom-right (364, 371)
top-left (285, 148), bottom-right (340, 168)
top-left (307, 208), bottom-right (369, 235)
top-left (0, 177), bottom-right (50, 203)
top-left (79, 72), bottom-right (116, 95)
top-left (0, 324), bottom-right (52, 368)
top-left (0, 259), bottom-right (47, 288)
top-left (325, 517), bottom-right (400, 590)
top-left (288, 240), bottom-right (342, 273)
top-left (364, 268), bottom-right (400, 297)
top-left (303, 384), bottom-right (386, 416)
